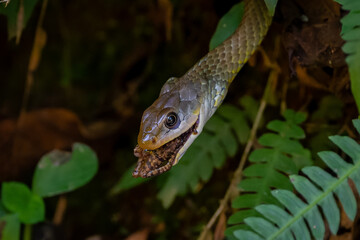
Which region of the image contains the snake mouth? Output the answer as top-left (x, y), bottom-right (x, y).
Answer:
top-left (133, 117), bottom-right (199, 178)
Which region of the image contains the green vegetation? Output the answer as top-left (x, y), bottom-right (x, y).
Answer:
top-left (0, 143), bottom-right (98, 240)
top-left (0, 0), bottom-right (359, 238)
top-left (226, 110), bottom-right (313, 237)
top-left (335, 0), bottom-right (360, 113)
top-left (233, 119), bottom-right (360, 240)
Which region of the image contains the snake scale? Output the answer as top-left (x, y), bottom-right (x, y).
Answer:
top-left (133, 0), bottom-right (272, 178)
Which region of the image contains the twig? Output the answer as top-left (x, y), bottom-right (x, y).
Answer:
top-left (12, 0), bottom-right (48, 158)
top-left (198, 89), bottom-right (268, 240)
top-left (53, 195), bottom-right (67, 225)
top-left (20, 0), bottom-right (48, 114)
top-left (198, 51), bottom-right (280, 240)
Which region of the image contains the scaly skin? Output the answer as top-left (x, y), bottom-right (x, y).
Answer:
top-left (133, 0), bottom-right (272, 178)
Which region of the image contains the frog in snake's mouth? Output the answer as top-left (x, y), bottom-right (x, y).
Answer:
top-left (133, 0), bottom-right (271, 178)
top-left (132, 77), bottom-right (205, 178)
top-left (133, 117), bottom-right (199, 178)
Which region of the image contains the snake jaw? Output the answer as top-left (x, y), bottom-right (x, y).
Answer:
top-left (133, 117), bottom-right (199, 178)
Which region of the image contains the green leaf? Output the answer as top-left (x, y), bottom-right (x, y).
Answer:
top-left (157, 144), bottom-right (213, 208)
top-left (348, 46), bottom-right (360, 113)
top-left (0, 0), bottom-right (40, 40)
top-left (228, 209), bottom-right (260, 225)
top-left (157, 165), bottom-right (187, 208)
top-left (302, 166), bottom-right (339, 233)
top-left (0, 214), bottom-right (21, 240)
top-left (342, 28), bottom-right (360, 41)
top-left (264, 0), bottom-right (278, 16)
top-left (354, 119), bottom-right (360, 134)
top-left (283, 109), bottom-right (307, 124)
top-left (267, 120), bottom-right (305, 139)
top-left (258, 134), bottom-right (312, 169)
top-left (334, 0), bottom-right (360, 112)
top-left (0, 200), bottom-right (7, 217)
top-left (311, 96), bottom-right (343, 122)
top-left (228, 110), bottom-right (312, 234)
top-left (209, 2), bottom-right (244, 50)
top-left (225, 224), bottom-right (252, 239)
top-left (240, 96), bottom-right (262, 124)
top-left (232, 194), bottom-right (262, 209)
top-left (234, 229), bottom-right (263, 240)
top-left (271, 190), bottom-right (312, 240)
top-left (32, 143), bottom-right (98, 197)
top-left (232, 119), bottom-right (360, 240)
top-left (249, 148), bottom-right (297, 174)
top-left (329, 136), bottom-right (360, 160)
top-left (206, 115), bottom-right (237, 156)
top-left (255, 204), bottom-right (293, 238)
top-left (2, 182), bottom-right (45, 224)
top-left (244, 217), bottom-right (277, 237)
top-left (217, 105), bottom-right (250, 144)
top-left (290, 175), bottom-right (325, 238)
top-left (110, 163), bottom-right (149, 195)
top-left (0, 1), bottom-right (19, 40)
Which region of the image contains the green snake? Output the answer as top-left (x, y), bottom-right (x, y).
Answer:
top-left (133, 0), bottom-right (272, 178)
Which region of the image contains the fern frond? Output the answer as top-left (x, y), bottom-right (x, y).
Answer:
top-left (335, 0), bottom-right (360, 112)
top-left (157, 103), bottom-right (252, 208)
top-left (234, 119), bottom-right (360, 240)
top-left (227, 110), bottom-right (312, 231)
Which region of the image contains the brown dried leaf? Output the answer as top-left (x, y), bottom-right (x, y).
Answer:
top-left (157, 0), bottom-right (173, 41)
top-left (80, 120), bottom-right (121, 139)
top-left (29, 27), bottom-right (47, 71)
top-left (282, 0), bottom-right (345, 68)
top-left (125, 228), bottom-right (149, 240)
top-left (295, 65), bottom-right (328, 90)
top-left (0, 108), bottom-right (84, 181)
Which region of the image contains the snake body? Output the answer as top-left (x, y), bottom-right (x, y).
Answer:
top-left (133, 0), bottom-right (272, 178)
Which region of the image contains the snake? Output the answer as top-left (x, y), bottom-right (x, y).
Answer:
top-left (133, 0), bottom-right (272, 178)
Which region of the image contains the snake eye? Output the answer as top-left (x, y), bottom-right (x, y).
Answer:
top-left (165, 112), bottom-right (180, 129)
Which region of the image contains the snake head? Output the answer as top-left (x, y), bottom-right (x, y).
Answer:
top-left (133, 78), bottom-right (203, 178)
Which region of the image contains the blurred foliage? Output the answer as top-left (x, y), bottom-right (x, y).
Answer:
top-left (308, 95), bottom-right (344, 163)
top-left (335, 0), bottom-right (360, 113)
top-left (0, 143), bottom-right (98, 240)
top-left (110, 163), bottom-right (149, 195)
top-left (0, 214), bottom-right (20, 240)
top-left (2, 182), bottom-right (45, 224)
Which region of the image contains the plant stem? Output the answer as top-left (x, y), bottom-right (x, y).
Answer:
top-left (23, 224), bottom-right (32, 240)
